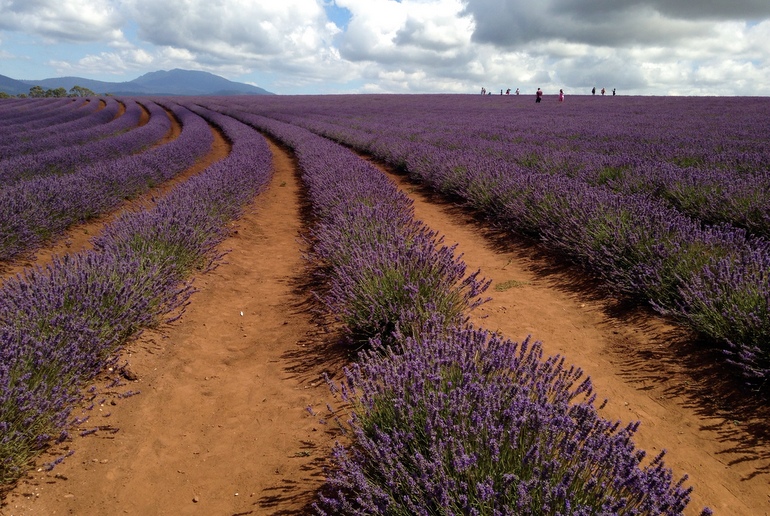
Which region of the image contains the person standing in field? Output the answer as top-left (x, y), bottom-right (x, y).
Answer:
top-left (516, 88), bottom-right (520, 95)
top-left (559, 89), bottom-right (564, 102)
top-left (592, 86), bottom-right (596, 95)
top-left (536, 88), bottom-right (543, 103)
top-left (613, 88), bottom-right (616, 96)
top-left (601, 87), bottom-right (606, 95)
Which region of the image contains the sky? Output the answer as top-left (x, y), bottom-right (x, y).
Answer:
top-left (1, 0), bottom-right (770, 96)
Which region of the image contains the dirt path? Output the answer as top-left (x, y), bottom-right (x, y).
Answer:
top-left (1, 140), bottom-right (347, 515)
top-left (2, 136), bottom-right (768, 515)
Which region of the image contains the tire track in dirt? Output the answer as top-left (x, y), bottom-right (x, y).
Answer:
top-left (1, 138), bottom-right (347, 516)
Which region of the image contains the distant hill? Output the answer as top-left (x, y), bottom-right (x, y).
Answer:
top-left (0, 74), bottom-right (29, 96)
top-left (0, 69), bottom-right (274, 96)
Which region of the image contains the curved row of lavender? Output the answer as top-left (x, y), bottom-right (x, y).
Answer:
top-left (0, 106), bottom-right (272, 487)
top-left (199, 101), bottom-right (489, 341)
top-left (0, 98), bottom-right (52, 119)
top-left (194, 101), bottom-right (707, 515)
top-left (252, 95), bottom-right (770, 240)
top-left (0, 97), bottom-right (79, 116)
top-left (0, 97), bottom-right (84, 126)
top-left (0, 98), bottom-right (126, 159)
top-left (0, 100), bottom-right (167, 184)
top-left (0, 98), bottom-right (115, 155)
top-left (0, 102), bottom-right (212, 262)
top-left (0, 98), bottom-right (105, 145)
top-left (224, 95), bottom-right (770, 383)
top-left (0, 98), bottom-right (94, 137)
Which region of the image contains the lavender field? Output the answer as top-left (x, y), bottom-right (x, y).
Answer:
top-left (4, 93), bottom-right (768, 514)
top-left (204, 94), bottom-right (770, 384)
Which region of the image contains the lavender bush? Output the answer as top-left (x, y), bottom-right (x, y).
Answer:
top-left (317, 326), bottom-right (709, 515)
top-left (677, 246), bottom-right (770, 379)
top-left (0, 250), bottom-right (190, 483)
top-left (321, 213), bottom-right (488, 341)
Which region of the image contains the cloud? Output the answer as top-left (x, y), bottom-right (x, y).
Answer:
top-left (327, 0), bottom-right (493, 92)
top-left (28, 0), bottom-right (359, 87)
top-left (453, 0), bottom-right (770, 95)
top-left (634, 0), bottom-right (770, 21)
top-left (0, 0), bottom-right (125, 44)
top-left (336, 0), bottom-right (474, 63)
top-left (120, 0), bottom-right (346, 75)
top-left (462, 0), bottom-right (717, 48)
top-left (0, 0), bottom-right (769, 95)
top-left (48, 48), bottom-right (158, 76)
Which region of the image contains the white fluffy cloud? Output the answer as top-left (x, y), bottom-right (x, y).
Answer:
top-left (1, 0), bottom-right (769, 94)
top-left (0, 0), bottom-right (125, 44)
top-left (118, 0), bottom-right (352, 83)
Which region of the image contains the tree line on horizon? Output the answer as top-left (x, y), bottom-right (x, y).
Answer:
top-left (0, 85), bottom-right (97, 99)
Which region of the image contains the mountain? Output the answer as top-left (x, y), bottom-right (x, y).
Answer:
top-left (127, 69), bottom-right (272, 95)
top-left (0, 74), bottom-right (30, 96)
top-left (0, 69), bottom-right (274, 96)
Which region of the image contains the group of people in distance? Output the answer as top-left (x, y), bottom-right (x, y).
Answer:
top-left (481, 86), bottom-right (616, 102)
top-left (535, 87), bottom-right (565, 103)
top-left (480, 87), bottom-right (520, 95)
top-left (591, 86), bottom-right (616, 96)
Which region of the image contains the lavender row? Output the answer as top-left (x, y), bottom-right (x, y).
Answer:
top-left (0, 98), bottom-right (124, 159)
top-left (91, 102), bottom-right (274, 275)
top-left (0, 97), bottom-right (109, 152)
top-left (0, 98), bottom-right (101, 140)
top-left (0, 98), bottom-right (94, 136)
top-left (0, 97), bottom-right (84, 127)
top-left (0, 108), bottom-right (272, 487)
top-left (0, 98), bottom-right (44, 116)
top-left (523, 146), bottom-right (770, 240)
top-left (594, 163), bottom-right (770, 240)
top-left (0, 97), bottom-right (76, 117)
top-left (226, 95), bottom-right (770, 382)
top-left (0, 100), bottom-right (165, 184)
top-left (239, 95), bottom-right (770, 240)
top-left (0, 102), bottom-right (212, 262)
top-left (199, 102), bottom-right (491, 341)
top-left (194, 101), bottom-right (705, 514)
